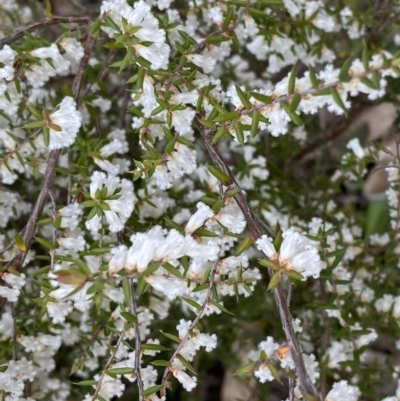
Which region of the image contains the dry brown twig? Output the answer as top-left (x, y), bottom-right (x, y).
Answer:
top-left (160, 245), bottom-right (222, 397)
top-left (2, 33), bottom-right (96, 277)
top-left (0, 16), bottom-right (91, 47)
top-left (195, 119), bottom-right (320, 400)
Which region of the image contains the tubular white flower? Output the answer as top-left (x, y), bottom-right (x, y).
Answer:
top-left (86, 172), bottom-right (136, 233)
top-left (325, 380), bottom-right (361, 401)
top-left (134, 75), bottom-right (157, 117)
top-left (257, 228), bottom-right (324, 280)
top-left (346, 138), bottom-right (364, 159)
top-left (185, 202), bottom-right (214, 234)
top-left (25, 44), bottom-right (70, 88)
top-left (256, 235), bottom-right (278, 260)
top-left (279, 228), bottom-right (324, 279)
top-left (170, 360), bottom-right (197, 391)
top-left (0, 45), bottom-right (16, 81)
top-left (47, 97), bottom-right (82, 150)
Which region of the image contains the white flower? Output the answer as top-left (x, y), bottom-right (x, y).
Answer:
top-left (25, 44), bottom-right (70, 88)
top-left (325, 340), bottom-right (353, 369)
top-left (346, 138), bottom-right (364, 159)
top-left (0, 45), bottom-right (16, 81)
top-left (185, 202), bottom-right (214, 234)
top-left (101, 0), bottom-right (170, 70)
top-left (254, 363), bottom-right (275, 383)
top-left (256, 228), bottom-right (325, 280)
top-left (325, 380), bottom-right (361, 401)
top-left (58, 202), bottom-right (83, 230)
top-left (93, 374), bottom-right (125, 401)
top-left (85, 172), bottom-right (136, 233)
top-left (134, 75), bottom-right (157, 117)
top-left (47, 97), bottom-right (82, 150)
top-left (186, 54), bottom-right (216, 73)
top-left (0, 286), bottom-right (20, 302)
top-left (166, 143), bottom-right (197, 179)
top-left (170, 360), bottom-right (197, 391)
top-left (46, 299), bottom-right (73, 323)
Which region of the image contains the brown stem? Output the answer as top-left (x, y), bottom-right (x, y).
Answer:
top-left (91, 329), bottom-right (126, 401)
top-left (287, 99), bottom-right (365, 164)
top-left (1, 16), bottom-right (91, 46)
top-left (196, 118), bottom-right (320, 400)
top-left (2, 34), bottom-right (96, 275)
top-left (130, 280), bottom-right (144, 401)
top-left (160, 250), bottom-right (221, 397)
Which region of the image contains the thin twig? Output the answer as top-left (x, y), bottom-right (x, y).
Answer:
top-left (160, 253), bottom-right (221, 397)
top-left (130, 280), bottom-right (144, 400)
top-left (288, 377), bottom-right (295, 401)
top-left (48, 190), bottom-right (57, 270)
top-left (10, 302), bottom-right (17, 360)
top-left (1, 16), bottom-right (91, 46)
top-left (288, 99), bottom-right (365, 164)
top-left (2, 34), bottom-right (96, 274)
top-left (196, 119), bottom-right (320, 400)
top-left (117, 82), bottom-right (131, 130)
top-left (91, 329), bottom-right (126, 401)
top-left (0, 129), bottom-right (42, 164)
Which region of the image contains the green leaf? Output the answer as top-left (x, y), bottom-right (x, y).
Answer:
top-left (230, 31), bottom-right (239, 53)
top-left (43, 126), bottom-right (50, 147)
top-left (207, 165), bottom-right (233, 186)
top-left (250, 92), bottom-right (271, 104)
top-left (142, 343), bottom-right (170, 351)
top-left (212, 126), bottom-right (228, 144)
top-left (106, 367), bottom-right (133, 375)
top-left (142, 385), bottom-right (165, 397)
top-left (284, 269), bottom-right (304, 281)
top-left (192, 283), bottom-right (209, 292)
top-left (267, 271), bottom-right (282, 291)
top-left (177, 354), bottom-right (197, 375)
top-left (159, 330), bottom-right (180, 343)
top-left (73, 380), bottom-right (97, 386)
top-left (362, 44), bottom-right (369, 70)
top-left (234, 361), bottom-right (257, 376)
top-left (197, 118), bottom-right (216, 129)
top-left (288, 64), bottom-right (296, 94)
top-left (308, 65), bottom-right (319, 89)
top-left (194, 229), bottom-right (219, 238)
top-left (150, 360), bottom-right (171, 367)
top-left (209, 299), bottom-right (234, 315)
top-left (233, 121), bottom-right (244, 145)
top-left (23, 121), bottom-right (44, 129)
top-left (267, 362), bottom-right (282, 383)
top-left (121, 311), bottom-right (138, 324)
top-left (281, 103), bottom-right (303, 125)
top-left (15, 234), bottom-right (27, 252)
top-left (329, 87), bottom-right (347, 114)
top-left (163, 262), bottom-right (183, 278)
top-left (235, 235), bottom-right (255, 257)
top-left (164, 139), bottom-right (176, 154)
top-left (181, 297), bottom-right (202, 310)
top-left (213, 111), bottom-right (240, 123)
top-left (35, 236), bottom-right (54, 250)
top-left (235, 85), bottom-right (251, 108)
top-left (225, 187), bottom-right (241, 197)
top-left (339, 57), bottom-right (352, 82)
top-left (251, 110), bottom-right (260, 137)
top-left (289, 93), bottom-right (301, 113)
top-left (259, 258), bottom-right (280, 270)
top-left (122, 279), bottom-right (131, 304)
